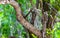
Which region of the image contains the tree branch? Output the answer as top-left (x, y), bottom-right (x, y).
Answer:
top-left (9, 1), bottom-right (42, 38)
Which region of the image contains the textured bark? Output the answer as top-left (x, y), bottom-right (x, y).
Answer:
top-left (9, 1), bottom-right (42, 38)
top-left (0, 0), bottom-right (57, 38)
top-left (43, 1), bottom-right (50, 38)
top-left (39, 0), bottom-right (47, 38)
top-left (39, 0), bottom-right (51, 38)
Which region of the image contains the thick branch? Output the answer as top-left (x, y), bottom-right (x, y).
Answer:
top-left (10, 1), bottom-right (42, 38)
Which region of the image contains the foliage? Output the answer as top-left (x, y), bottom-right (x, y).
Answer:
top-left (51, 22), bottom-right (60, 38)
top-left (0, 4), bottom-right (26, 38)
top-left (0, 0), bottom-right (60, 38)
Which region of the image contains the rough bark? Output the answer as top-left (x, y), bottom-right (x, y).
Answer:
top-left (9, 1), bottom-right (42, 38)
top-left (43, 0), bottom-right (50, 38)
top-left (39, 0), bottom-right (51, 38)
top-left (39, 0), bottom-right (47, 38)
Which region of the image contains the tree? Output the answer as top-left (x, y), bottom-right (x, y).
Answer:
top-left (0, 0), bottom-right (60, 38)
